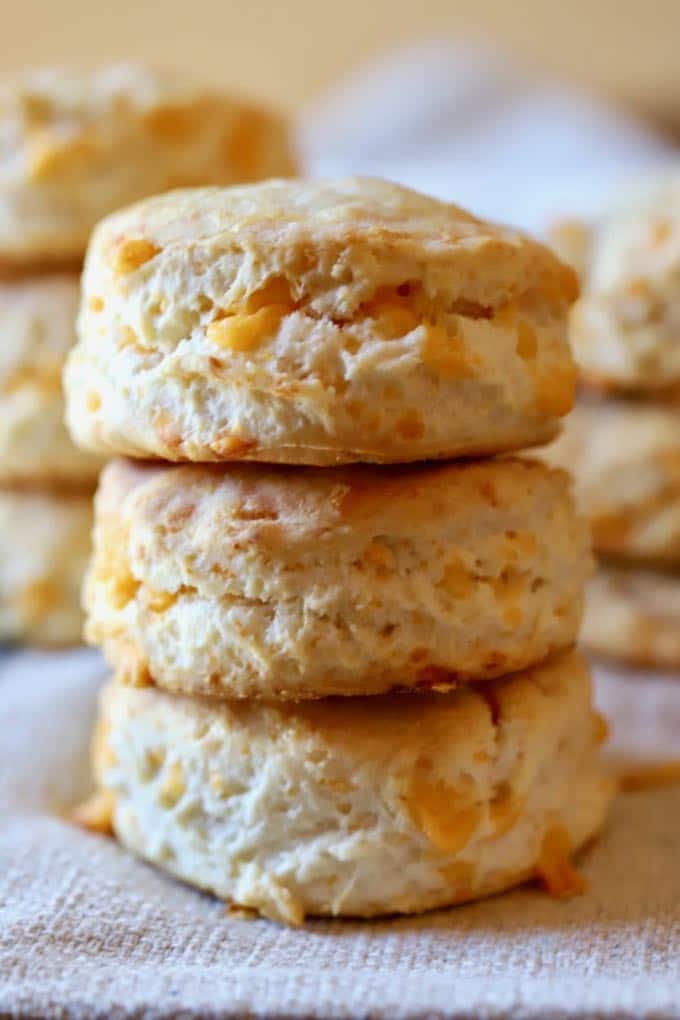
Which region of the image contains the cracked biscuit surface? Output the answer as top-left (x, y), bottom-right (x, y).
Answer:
top-left (89, 651), bottom-right (613, 923)
top-left (0, 64), bottom-right (296, 266)
top-left (0, 485), bottom-right (92, 645)
top-left (0, 274), bottom-right (103, 483)
top-left (84, 456), bottom-right (590, 699)
top-left (65, 177), bottom-right (578, 465)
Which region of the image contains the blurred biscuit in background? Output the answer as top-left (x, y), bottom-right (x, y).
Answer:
top-left (0, 62), bottom-right (296, 645)
top-left (544, 398), bottom-right (680, 567)
top-left (0, 275), bottom-right (103, 484)
top-left (0, 486), bottom-right (92, 646)
top-left (0, 64), bottom-right (296, 269)
top-left (567, 174), bottom-right (680, 395)
top-left (582, 565), bottom-right (680, 670)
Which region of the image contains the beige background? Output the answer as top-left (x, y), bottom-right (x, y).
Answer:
top-left (2, 0), bottom-right (680, 128)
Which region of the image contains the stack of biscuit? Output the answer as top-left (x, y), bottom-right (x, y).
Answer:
top-left (0, 64), bottom-right (295, 645)
top-left (68, 178), bottom-right (613, 924)
top-left (550, 175), bottom-right (680, 669)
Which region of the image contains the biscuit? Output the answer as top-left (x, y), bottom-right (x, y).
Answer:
top-left (87, 651), bottom-right (613, 923)
top-left (582, 565), bottom-right (680, 669)
top-left (569, 174), bottom-right (680, 394)
top-left (0, 64), bottom-right (296, 267)
top-left (0, 275), bottom-right (103, 484)
top-left (84, 456), bottom-right (590, 699)
top-left (0, 485), bottom-right (92, 645)
top-left (65, 177), bottom-right (578, 465)
top-left (544, 398), bottom-right (680, 566)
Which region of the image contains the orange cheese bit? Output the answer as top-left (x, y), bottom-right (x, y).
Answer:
top-left (28, 132), bottom-right (96, 181)
top-left (533, 361), bottom-right (577, 417)
top-left (112, 238), bottom-right (160, 275)
top-left (618, 760), bottom-right (680, 793)
top-left (438, 859), bottom-right (476, 892)
top-left (422, 323), bottom-right (476, 379)
top-left (407, 759), bottom-right (482, 854)
top-left (244, 277), bottom-right (294, 313)
top-left (71, 790), bottom-right (115, 836)
top-left (516, 320), bottom-right (538, 359)
top-left (108, 566), bottom-right (140, 611)
top-left (490, 569), bottom-right (528, 628)
top-left (593, 712), bottom-right (610, 746)
top-left (143, 587), bottom-right (180, 613)
top-left (536, 825), bottom-right (587, 898)
top-left (223, 107), bottom-right (271, 181)
top-left (395, 409), bottom-right (425, 439)
top-left (144, 103), bottom-right (197, 141)
top-left (157, 762), bottom-right (186, 808)
top-left (440, 555), bottom-right (475, 599)
top-left (373, 303), bottom-right (421, 339)
top-left (207, 304), bottom-right (289, 353)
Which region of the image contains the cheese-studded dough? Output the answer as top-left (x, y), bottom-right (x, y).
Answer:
top-left (66, 177), bottom-right (578, 465)
top-left (84, 456), bottom-right (590, 699)
top-left (86, 652), bottom-right (613, 923)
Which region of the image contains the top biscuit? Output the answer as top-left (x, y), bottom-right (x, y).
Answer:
top-left (66, 177), bottom-right (578, 465)
top-left (0, 64), bottom-right (296, 268)
top-left (568, 173), bottom-right (680, 395)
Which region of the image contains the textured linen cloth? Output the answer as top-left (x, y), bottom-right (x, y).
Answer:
top-left (1, 647), bottom-right (679, 1020)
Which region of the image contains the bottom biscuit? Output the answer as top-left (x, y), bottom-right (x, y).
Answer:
top-left (583, 564), bottom-right (680, 669)
top-left (85, 651), bottom-right (613, 923)
top-left (0, 486), bottom-right (92, 645)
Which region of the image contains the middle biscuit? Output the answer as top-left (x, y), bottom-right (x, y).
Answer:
top-left (85, 456), bottom-right (589, 699)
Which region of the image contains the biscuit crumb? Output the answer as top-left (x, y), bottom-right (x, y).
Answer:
top-left (71, 790), bottom-right (114, 835)
top-left (536, 825), bottom-right (587, 898)
top-left (618, 760), bottom-right (680, 793)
